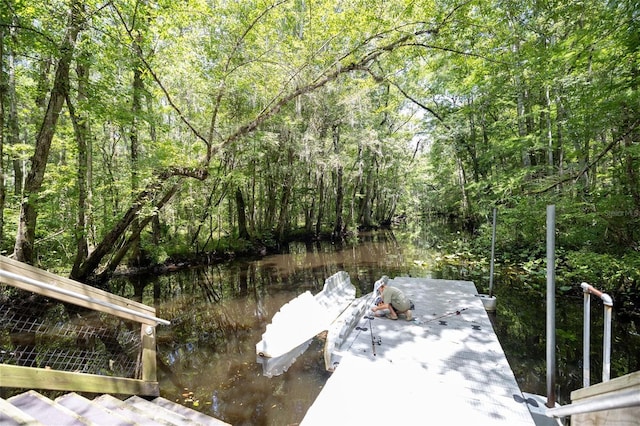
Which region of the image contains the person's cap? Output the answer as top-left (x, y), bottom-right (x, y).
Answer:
top-left (373, 276), bottom-right (388, 294)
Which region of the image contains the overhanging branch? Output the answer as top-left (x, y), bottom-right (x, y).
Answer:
top-left (534, 119), bottom-right (639, 194)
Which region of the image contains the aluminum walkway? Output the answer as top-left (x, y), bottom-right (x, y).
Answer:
top-left (301, 277), bottom-right (536, 425)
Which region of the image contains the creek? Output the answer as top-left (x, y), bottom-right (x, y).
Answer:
top-left (118, 227), bottom-right (639, 426)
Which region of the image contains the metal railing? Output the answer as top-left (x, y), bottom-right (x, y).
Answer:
top-left (0, 255), bottom-right (169, 397)
top-left (543, 206), bottom-right (638, 420)
top-left (546, 388), bottom-right (640, 418)
top-left (546, 282), bottom-right (631, 419)
top-left (581, 282), bottom-right (613, 387)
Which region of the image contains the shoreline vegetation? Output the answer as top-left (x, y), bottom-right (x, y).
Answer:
top-left (1, 1), bottom-right (636, 328)
top-left (108, 216), bottom-right (639, 324)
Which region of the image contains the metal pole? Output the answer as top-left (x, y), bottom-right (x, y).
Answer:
top-left (546, 205), bottom-right (556, 408)
top-left (603, 303), bottom-right (612, 382)
top-left (582, 283), bottom-right (591, 388)
top-left (489, 208), bottom-right (497, 297)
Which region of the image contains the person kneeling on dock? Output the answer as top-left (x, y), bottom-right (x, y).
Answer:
top-left (371, 281), bottom-right (413, 321)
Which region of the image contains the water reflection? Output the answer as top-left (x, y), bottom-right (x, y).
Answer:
top-left (149, 231), bottom-right (422, 425)
top-left (114, 229), bottom-right (638, 425)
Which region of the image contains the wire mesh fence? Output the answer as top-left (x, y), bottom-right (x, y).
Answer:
top-left (1, 285), bottom-right (142, 378)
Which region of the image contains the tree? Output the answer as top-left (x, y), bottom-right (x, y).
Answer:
top-left (4, 0), bottom-right (636, 281)
top-left (14, 1), bottom-right (84, 264)
top-left (0, 22), bottom-right (5, 244)
top-left (68, 41), bottom-right (91, 277)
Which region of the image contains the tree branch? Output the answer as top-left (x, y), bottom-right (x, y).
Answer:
top-left (574, 119), bottom-right (639, 183)
top-left (389, 80), bottom-right (450, 129)
top-left (222, 21), bottom-right (450, 149)
top-left (110, 3), bottom-right (211, 153)
top-left (534, 119), bottom-right (640, 194)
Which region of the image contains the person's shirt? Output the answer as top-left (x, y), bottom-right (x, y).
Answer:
top-left (382, 286), bottom-right (411, 311)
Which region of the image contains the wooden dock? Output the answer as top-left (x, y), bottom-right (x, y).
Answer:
top-left (301, 277), bottom-right (536, 425)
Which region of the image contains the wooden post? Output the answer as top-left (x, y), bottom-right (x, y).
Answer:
top-left (141, 323), bottom-right (158, 391)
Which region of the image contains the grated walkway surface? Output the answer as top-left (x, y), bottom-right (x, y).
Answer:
top-left (302, 277), bottom-right (536, 425)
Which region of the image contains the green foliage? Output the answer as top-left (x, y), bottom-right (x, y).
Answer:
top-left (1, 0), bottom-right (637, 279)
top-left (562, 251), bottom-right (640, 294)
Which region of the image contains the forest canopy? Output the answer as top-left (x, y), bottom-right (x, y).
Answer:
top-left (0, 0), bottom-right (638, 284)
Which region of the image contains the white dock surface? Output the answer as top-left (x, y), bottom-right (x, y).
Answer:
top-left (301, 277), bottom-right (536, 425)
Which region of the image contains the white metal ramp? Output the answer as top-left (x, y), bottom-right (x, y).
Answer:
top-left (255, 271), bottom-right (356, 376)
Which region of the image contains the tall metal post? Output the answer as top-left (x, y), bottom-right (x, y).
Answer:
top-left (489, 208), bottom-right (497, 297)
top-left (583, 285), bottom-right (591, 388)
top-left (546, 205), bottom-right (556, 408)
top-left (603, 302), bottom-right (612, 382)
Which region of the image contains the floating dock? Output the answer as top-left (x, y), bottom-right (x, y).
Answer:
top-left (301, 277), bottom-right (536, 425)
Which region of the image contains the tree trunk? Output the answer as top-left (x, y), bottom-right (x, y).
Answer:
top-left (359, 154), bottom-right (375, 228)
top-left (7, 18), bottom-right (22, 198)
top-left (511, 28), bottom-right (532, 169)
top-left (545, 86), bottom-right (554, 174)
top-left (456, 156), bottom-right (469, 218)
top-left (192, 183), bottom-right (222, 250)
top-left (0, 26), bottom-right (5, 243)
top-left (332, 124), bottom-right (344, 236)
top-left (517, 86), bottom-right (531, 168)
top-left (97, 182), bottom-right (181, 283)
top-left (347, 145), bottom-right (362, 230)
top-left (129, 40), bottom-right (144, 267)
top-left (235, 187), bottom-right (250, 240)
top-left (304, 170), bottom-right (315, 234)
top-left (624, 50), bottom-right (640, 211)
top-left (69, 49), bottom-right (90, 277)
top-left (276, 147), bottom-right (293, 241)
top-left (579, 138), bottom-right (591, 195)
top-left (624, 127), bottom-right (640, 209)
top-left (466, 103), bottom-right (480, 182)
top-left (71, 167), bottom-right (207, 282)
top-left (14, 2), bottom-right (84, 264)
top-left (315, 173), bottom-right (324, 236)
top-left (555, 93), bottom-right (565, 190)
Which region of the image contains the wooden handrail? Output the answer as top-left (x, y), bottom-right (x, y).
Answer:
top-left (0, 255), bottom-right (166, 397)
top-left (0, 255), bottom-right (169, 325)
top-left (0, 269), bottom-right (169, 325)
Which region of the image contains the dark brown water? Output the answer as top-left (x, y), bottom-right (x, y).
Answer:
top-left (122, 230), bottom-right (639, 426)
